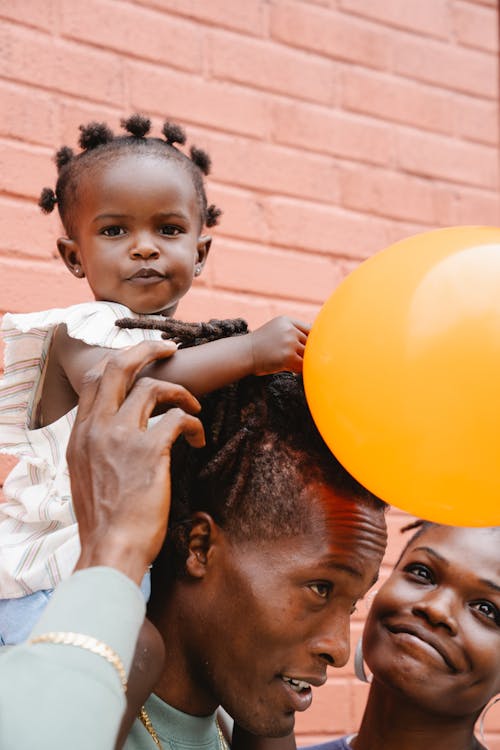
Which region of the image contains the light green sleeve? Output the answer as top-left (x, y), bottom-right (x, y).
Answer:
top-left (0, 567), bottom-right (146, 750)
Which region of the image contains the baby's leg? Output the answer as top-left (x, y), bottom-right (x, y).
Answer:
top-left (114, 617), bottom-right (165, 750)
top-left (0, 589), bottom-right (53, 645)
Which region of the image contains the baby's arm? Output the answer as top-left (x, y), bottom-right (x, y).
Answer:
top-left (52, 317), bottom-right (310, 412)
top-left (142, 316), bottom-right (310, 396)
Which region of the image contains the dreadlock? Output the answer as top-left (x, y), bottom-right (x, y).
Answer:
top-left (133, 317), bottom-right (386, 598)
top-left (38, 114), bottom-right (222, 236)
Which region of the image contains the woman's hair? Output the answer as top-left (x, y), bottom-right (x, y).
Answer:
top-left (120, 316), bottom-right (386, 590)
top-left (38, 114), bottom-right (222, 236)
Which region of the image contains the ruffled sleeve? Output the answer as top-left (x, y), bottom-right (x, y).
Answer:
top-left (0, 301), bottom-right (165, 453)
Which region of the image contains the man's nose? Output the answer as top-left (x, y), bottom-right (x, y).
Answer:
top-left (311, 613), bottom-right (351, 668)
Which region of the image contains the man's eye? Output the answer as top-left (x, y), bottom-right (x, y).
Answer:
top-left (101, 226), bottom-right (125, 237)
top-left (405, 563), bottom-right (433, 583)
top-left (471, 600), bottom-right (500, 625)
top-left (159, 225), bottom-right (182, 236)
top-left (309, 582), bottom-right (331, 599)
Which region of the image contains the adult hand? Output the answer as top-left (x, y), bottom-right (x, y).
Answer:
top-left (67, 340), bottom-right (205, 584)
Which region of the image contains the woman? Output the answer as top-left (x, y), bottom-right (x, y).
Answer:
top-left (308, 521), bottom-right (500, 750)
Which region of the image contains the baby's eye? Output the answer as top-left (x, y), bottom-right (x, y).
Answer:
top-left (309, 582), bottom-right (332, 599)
top-left (404, 563), bottom-right (434, 584)
top-left (471, 600), bottom-right (500, 625)
top-left (101, 226), bottom-right (125, 237)
top-left (159, 225), bottom-right (183, 236)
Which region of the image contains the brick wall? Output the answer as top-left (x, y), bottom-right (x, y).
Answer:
top-left (0, 0), bottom-right (499, 746)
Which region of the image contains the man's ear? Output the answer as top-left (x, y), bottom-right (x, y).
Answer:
top-left (57, 237), bottom-right (85, 279)
top-left (185, 511), bottom-right (219, 578)
top-left (194, 235), bottom-right (211, 278)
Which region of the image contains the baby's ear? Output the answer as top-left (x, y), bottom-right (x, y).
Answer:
top-left (57, 237), bottom-right (85, 279)
top-left (194, 235), bottom-right (211, 276)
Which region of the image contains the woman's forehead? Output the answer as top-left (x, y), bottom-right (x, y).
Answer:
top-left (404, 524), bottom-right (500, 577)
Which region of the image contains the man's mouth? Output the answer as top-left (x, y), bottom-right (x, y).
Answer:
top-left (281, 676), bottom-right (312, 693)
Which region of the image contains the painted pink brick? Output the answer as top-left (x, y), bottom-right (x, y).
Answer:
top-left (204, 134), bottom-right (340, 204)
top-left (271, 100), bottom-right (394, 167)
top-left (270, 1), bottom-right (392, 69)
top-left (338, 0), bottom-right (451, 40)
top-left (393, 32), bottom-right (497, 98)
top-left (265, 197), bottom-right (392, 258)
top-left (339, 165), bottom-right (457, 225)
top-left (128, 61), bottom-right (272, 139)
top-left (212, 239), bottom-right (346, 303)
top-left (0, 81), bottom-right (58, 147)
top-left (341, 68), bottom-right (455, 136)
top-left (133, 0), bottom-right (268, 37)
top-left (207, 29), bottom-right (336, 105)
top-left (0, 22), bottom-right (126, 105)
top-left (60, 0), bottom-right (203, 73)
top-left (396, 129), bottom-right (498, 189)
top-left (453, 1), bottom-right (499, 52)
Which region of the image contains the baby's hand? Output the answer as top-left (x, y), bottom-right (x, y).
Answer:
top-left (250, 316), bottom-right (310, 375)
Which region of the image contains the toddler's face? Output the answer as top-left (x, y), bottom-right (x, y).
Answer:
top-left (58, 152), bottom-right (210, 316)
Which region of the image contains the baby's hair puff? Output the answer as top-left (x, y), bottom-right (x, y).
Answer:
top-left (38, 114), bottom-right (222, 235)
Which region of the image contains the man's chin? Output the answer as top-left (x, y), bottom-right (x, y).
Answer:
top-left (230, 710), bottom-right (296, 738)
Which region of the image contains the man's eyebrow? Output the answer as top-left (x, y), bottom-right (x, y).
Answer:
top-left (324, 561), bottom-right (363, 578)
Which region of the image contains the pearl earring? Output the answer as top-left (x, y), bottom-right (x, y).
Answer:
top-left (194, 267), bottom-right (201, 277)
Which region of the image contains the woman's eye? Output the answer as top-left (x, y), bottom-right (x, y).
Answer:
top-left (309, 582), bottom-right (332, 599)
top-left (471, 600), bottom-right (500, 625)
top-left (101, 226), bottom-right (125, 237)
top-left (159, 225), bottom-right (182, 236)
top-left (405, 563), bottom-right (433, 583)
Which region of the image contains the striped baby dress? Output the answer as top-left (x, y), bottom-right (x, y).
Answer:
top-left (0, 301), bottom-right (165, 598)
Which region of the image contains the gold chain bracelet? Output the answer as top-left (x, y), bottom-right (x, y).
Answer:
top-left (29, 631), bottom-right (128, 692)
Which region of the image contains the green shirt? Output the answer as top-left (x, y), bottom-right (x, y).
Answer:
top-left (126, 693), bottom-right (221, 750)
top-left (0, 567), bottom-right (225, 750)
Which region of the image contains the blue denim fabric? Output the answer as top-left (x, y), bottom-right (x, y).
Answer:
top-left (0, 570), bottom-right (151, 646)
top-left (0, 589), bottom-right (54, 645)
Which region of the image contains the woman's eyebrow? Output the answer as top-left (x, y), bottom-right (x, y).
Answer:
top-left (479, 578), bottom-right (500, 593)
top-left (413, 546), bottom-right (448, 565)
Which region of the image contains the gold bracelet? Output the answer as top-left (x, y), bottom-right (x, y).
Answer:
top-left (28, 631), bottom-right (128, 692)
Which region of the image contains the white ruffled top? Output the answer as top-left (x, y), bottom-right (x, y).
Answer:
top-left (0, 301), bottom-right (165, 597)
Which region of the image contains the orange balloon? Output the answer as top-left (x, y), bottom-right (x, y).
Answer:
top-left (304, 226), bottom-right (500, 526)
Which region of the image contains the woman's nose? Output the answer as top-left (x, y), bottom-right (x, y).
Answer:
top-left (412, 589), bottom-right (459, 635)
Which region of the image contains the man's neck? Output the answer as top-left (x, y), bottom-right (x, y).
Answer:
top-left (150, 593), bottom-right (219, 717)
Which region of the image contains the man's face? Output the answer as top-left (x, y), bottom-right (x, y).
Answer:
top-left (196, 485), bottom-right (387, 736)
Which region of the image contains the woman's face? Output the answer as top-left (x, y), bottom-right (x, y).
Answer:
top-left (363, 525), bottom-right (500, 717)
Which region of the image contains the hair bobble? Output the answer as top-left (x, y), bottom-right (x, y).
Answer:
top-left (162, 121), bottom-right (186, 147)
top-left (38, 187), bottom-right (58, 214)
top-left (206, 204), bottom-right (222, 228)
top-left (190, 146), bottom-right (211, 176)
top-left (121, 114), bottom-right (151, 138)
top-left (54, 146), bottom-right (75, 172)
top-left (78, 121), bottom-right (114, 151)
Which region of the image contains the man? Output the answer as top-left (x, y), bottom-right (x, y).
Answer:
top-left (0, 342), bottom-right (387, 749)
